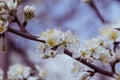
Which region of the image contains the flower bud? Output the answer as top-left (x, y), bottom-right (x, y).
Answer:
top-left (7, 0), bottom-right (17, 11)
top-left (24, 5), bottom-right (35, 20)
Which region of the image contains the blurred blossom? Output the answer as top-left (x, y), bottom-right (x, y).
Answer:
top-left (7, 64), bottom-right (31, 80)
top-left (6, 0), bottom-right (17, 11)
top-left (38, 69), bottom-right (47, 79)
top-left (35, 65), bottom-right (47, 79)
top-left (100, 22), bottom-right (120, 42)
top-left (0, 68), bottom-right (3, 80)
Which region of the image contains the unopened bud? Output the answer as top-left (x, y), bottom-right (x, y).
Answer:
top-left (24, 5), bottom-right (35, 21)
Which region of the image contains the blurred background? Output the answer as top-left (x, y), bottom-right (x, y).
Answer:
top-left (1, 0), bottom-right (120, 80)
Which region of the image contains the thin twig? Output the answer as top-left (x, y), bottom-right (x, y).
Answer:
top-left (13, 14), bottom-right (28, 32)
top-left (89, 0), bottom-right (106, 23)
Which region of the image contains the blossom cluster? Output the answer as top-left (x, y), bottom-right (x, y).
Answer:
top-left (37, 28), bottom-right (80, 58)
top-left (1, 0), bottom-right (120, 80)
top-left (0, 0), bottom-right (35, 34)
top-left (37, 21), bottom-right (120, 80)
top-left (0, 64), bottom-right (47, 80)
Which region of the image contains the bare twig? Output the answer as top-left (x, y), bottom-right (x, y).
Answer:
top-left (13, 14), bottom-right (28, 32)
top-left (89, 0), bottom-right (106, 23)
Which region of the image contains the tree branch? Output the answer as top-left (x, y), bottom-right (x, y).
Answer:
top-left (64, 49), bottom-right (114, 78)
top-left (7, 27), bottom-right (114, 78)
top-left (89, 0), bottom-right (106, 23)
top-left (13, 14), bottom-right (28, 32)
top-left (7, 27), bottom-right (45, 43)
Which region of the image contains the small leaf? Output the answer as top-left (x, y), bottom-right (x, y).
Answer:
top-left (41, 54), bottom-right (49, 59)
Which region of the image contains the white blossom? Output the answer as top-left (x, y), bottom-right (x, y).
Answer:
top-left (7, 64), bottom-right (31, 80)
top-left (101, 24), bottom-right (120, 42)
top-left (38, 70), bottom-right (47, 79)
top-left (7, 0), bottom-right (17, 11)
top-left (38, 28), bottom-right (63, 47)
top-left (24, 5), bottom-right (35, 15)
top-left (99, 52), bottom-right (111, 64)
top-left (38, 28), bottom-right (80, 58)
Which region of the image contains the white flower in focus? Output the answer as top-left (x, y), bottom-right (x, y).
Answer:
top-left (72, 47), bottom-right (81, 58)
top-left (38, 28), bottom-right (80, 58)
top-left (63, 30), bottom-right (80, 45)
top-left (41, 45), bottom-right (65, 59)
top-left (0, 68), bottom-right (3, 80)
top-left (80, 48), bottom-right (91, 59)
top-left (7, 64), bottom-right (31, 80)
top-left (99, 53), bottom-right (111, 64)
top-left (63, 30), bottom-right (80, 53)
top-left (101, 25), bottom-right (120, 42)
top-left (82, 38), bottom-right (99, 59)
top-left (38, 28), bottom-right (63, 47)
top-left (7, 0), bottom-right (17, 11)
top-left (84, 38), bottom-right (99, 53)
top-left (0, 20), bottom-right (8, 34)
top-left (96, 37), bottom-right (110, 49)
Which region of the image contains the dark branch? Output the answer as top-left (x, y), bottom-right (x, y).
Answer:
top-left (14, 14), bottom-right (28, 32)
top-left (89, 0), bottom-right (106, 23)
top-left (7, 28), bottom-right (114, 78)
top-left (7, 27), bottom-right (45, 43)
top-left (64, 49), bottom-right (114, 77)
